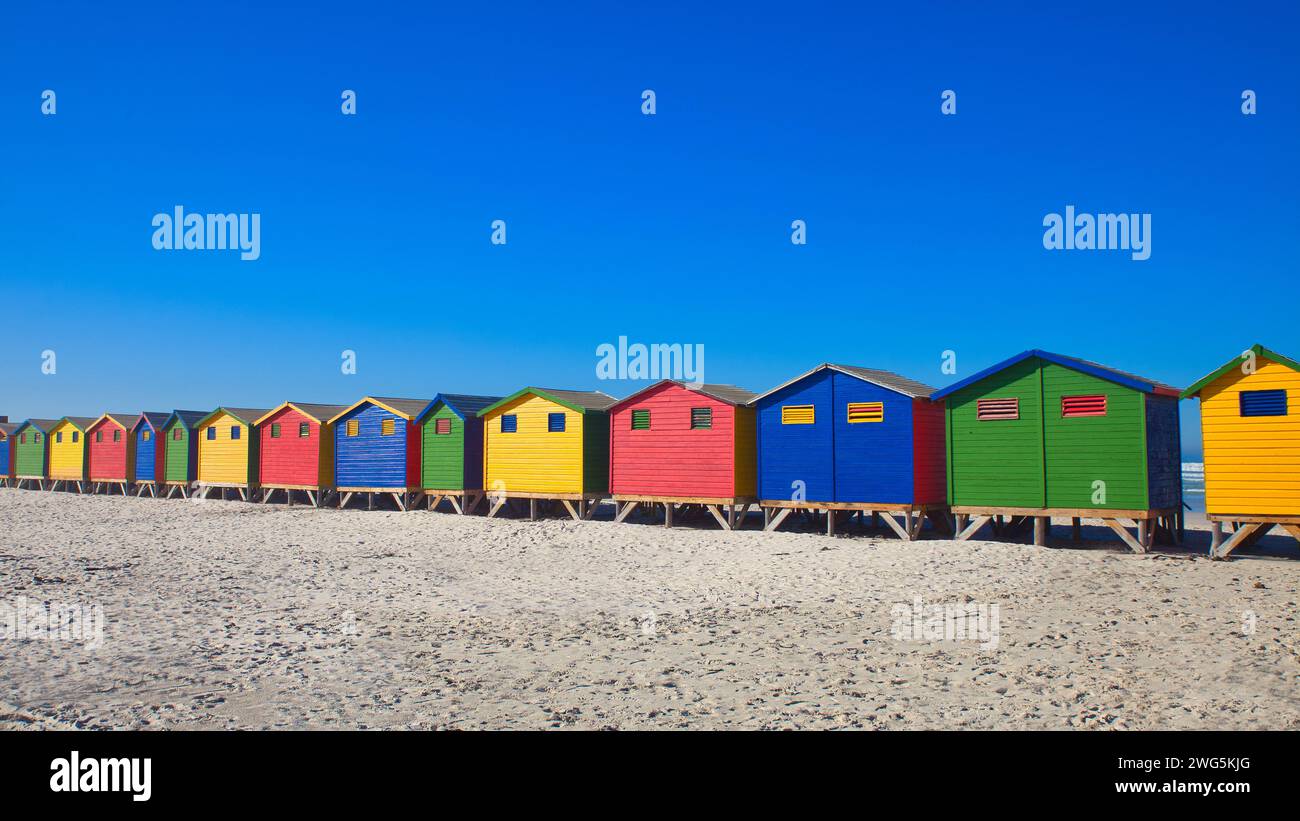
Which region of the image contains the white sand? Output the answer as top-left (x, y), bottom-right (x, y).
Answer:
top-left (2, 487), bottom-right (1298, 730)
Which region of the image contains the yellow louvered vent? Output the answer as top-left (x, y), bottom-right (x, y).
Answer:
top-left (381, 418), bottom-right (396, 436)
top-left (781, 405), bottom-right (815, 425)
top-left (346, 420), bottom-right (359, 437)
top-left (847, 402), bottom-right (884, 423)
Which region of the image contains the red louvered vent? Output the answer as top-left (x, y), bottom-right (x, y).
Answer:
top-left (1061, 394), bottom-right (1107, 418)
top-left (976, 398), bottom-right (1019, 421)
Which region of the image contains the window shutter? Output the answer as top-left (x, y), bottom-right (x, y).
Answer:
top-left (976, 398), bottom-right (1019, 421)
top-left (631, 409), bottom-right (650, 430)
top-left (271, 423), bottom-right (281, 438)
top-left (501, 415), bottom-right (517, 433)
top-left (1240, 389), bottom-right (1288, 417)
top-left (346, 420), bottom-right (359, 437)
top-left (781, 405), bottom-right (815, 425)
top-left (207, 428), bottom-right (216, 440)
top-left (1061, 395), bottom-right (1107, 417)
top-left (299, 423), bottom-right (310, 437)
top-left (56, 432), bottom-right (62, 443)
top-left (381, 419), bottom-right (396, 436)
top-left (72, 432), bottom-right (78, 443)
top-left (95, 431), bottom-right (103, 442)
top-left (846, 402), bottom-right (884, 423)
top-left (548, 412), bottom-right (566, 432)
top-left (114, 430), bottom-right (122, 442)
top-left (143, 430), bottom-right (151, 442)
top-left (690, 407), bottom-right (712, 429)
top-left (231, 426), bottom-right (241, 440)
top-left (173, 428), bottom-right (182, 441)
top-left (19, 434), bottom-right (25, 444)
top-left (435, 418), bottom-right (452, 435)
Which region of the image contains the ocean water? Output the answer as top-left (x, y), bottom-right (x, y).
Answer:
top-left (1182, 462), bottom-right (1204, 512)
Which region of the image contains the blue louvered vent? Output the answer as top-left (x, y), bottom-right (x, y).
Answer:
top-left (501, 414), bottom-right (517, 433)
top-left (548, 412), bottom-right (566, 432)
top-left (1240, 389), bottom-right (1288, 417)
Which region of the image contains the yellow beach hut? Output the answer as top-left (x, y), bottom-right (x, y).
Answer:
top-left (194, 407), bottom-right (269, 501)
top-left (477, 387), bottom-right (617, 520)
top-left (1182, 344), bottom-right (1300, 558)
top-left (49, 416), bottom-right (96, 492)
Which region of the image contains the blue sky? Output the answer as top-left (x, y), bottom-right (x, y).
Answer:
top-left (2, 1), bottom-right (1297, 458)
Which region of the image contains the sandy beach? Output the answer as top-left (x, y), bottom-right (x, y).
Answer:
top-left (1, 487), bottom-right (1297, 730)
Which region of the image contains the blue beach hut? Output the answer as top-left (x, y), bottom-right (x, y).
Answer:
top-left (749, 364), bottom-right (946, 538)
top-left (329, 397), bottom-right (431, 510)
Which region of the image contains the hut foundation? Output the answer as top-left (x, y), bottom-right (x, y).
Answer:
top-left (952, 506), bottom-right (1183, 552)
top-left (759, 501), bottom-right (948, 540)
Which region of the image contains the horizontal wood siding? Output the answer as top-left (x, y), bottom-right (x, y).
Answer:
top-left (198, 413), bottom-right (255, 484)
top-left (49, 421), bottom-right (87, 481)
top-left (1199, 358), bottom-right (1300, 515)
top-left (756, 369), bottom-right (835, 502)
top-left (1144, 394), bottom-right (1182, 509)
top-left (582, 410), bottom-right (609, 494)
top-left (421, 404), bottom-right (465, 490)
top-left (1043, 362), bottom-right (1147, 509)
top-left (912, 398), bottom-right (947, 504)
top-left (334, 403), bottom-right (413, 488)
top-left (0, 436), bottom-right (9, 478)
top-left (134, 425), bottom-right (157, 482)
top-left (259, 406), bottom-right (326, 487)
top-left (733, 405), bottom-right (756, 497)
top-left (483, 394), bottom-right (583, 494)
top-left (946, 356), bottom-right (1044, 507)
top-left (609, 382), bottom-right (736, 497)
top-left (164, 422), bottom-right (195, 483)
top-left (831, 371), bottom-right (913, 503)
top-left (14, 432), bottom-right (47, 478)
top-left (87, 419), bottom-right (131, 481)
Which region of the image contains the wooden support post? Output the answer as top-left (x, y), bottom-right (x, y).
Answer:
top-left (1102, 519), bottom-right (1145, 553)
top-left (706, 505), bottom-right (730, 530)
top-left (1138, 518), bottom-right (1150, 549)
top-left (826, 510), bottom-right (836, 536)
top-left (1071, 516), bottom-right (1082, 541)
top-left (487, 496), bottom-right (506, 519)
top-left (764, 507), bottom-right (792, 532)
top-left (878, 512), bottom-right (910, 540)
top-left (1034, 516), bottom-right (1048, 546)
top-left (1215, 522), bottom-right (1263, 559)
top-left (1210, 520), bottom-right (1223, 554)
top-left (615, 501), bottom-right (637, 523)
top-left (955, 515), bottom-right (990, 542)
top-left (664, 503), bottom-right (674, 528)
top-left (528, 498), bottom-right (537, 521)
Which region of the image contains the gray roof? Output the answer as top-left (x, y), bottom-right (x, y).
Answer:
top-left (280, 402), bottom-right (349, 422)
top-left (60, 416), bottom-right (98, 430)
top-left (166, 410), bottom-right (209, 430)
top-left (97, 413), bottom-right (138, 429)
top-left (612, 380), bottom-right (757, 409)
top-left (207, 407), bottom-right (272, 425)
top-left (749, 363), bottom-right (937, 404)
top-left (417, 394), bottom-right (504, 421)
top-left (19, 418), bottom-right (61, 433)
top-left (135, 412), bottom-right (172, 430)
top-left (366, 397), bottom-right (434, 419)
top-left (536, 388), bottom-right (619, 412)
top-left (0, 422), bottom-right (17, 436)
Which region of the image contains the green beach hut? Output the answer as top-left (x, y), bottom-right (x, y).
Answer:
top-left (930, 350), bottom-right (1183, 551)
top-left (413, 393), bottom-right (501, 513)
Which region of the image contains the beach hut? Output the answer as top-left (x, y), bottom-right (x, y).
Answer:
top-left (254, 402), bottom-right (347, 507)
top-left (159, 410), bottom-right (208, 498)
top-left (608, 380), bottom-right (757, 529)
top-left (931, 350), bottom-right (1182, 551)
top-left (49, 416), bottom-right (96, 492)
top-left (477, 388), bottom-right (617, 520)
top-left (329, 397), bottom-right (431, 510)
top-left (1181, 344), bottom-right (1300, 558)
top-left (413, 393), bottom-right (502, 514)
top-left (194, 407), bottom-right (269, 501)
top-left (0, 421), bottom-right (15, 486)
top-left (86, 413), bottom-right (138, 494)
top-left (749, 364), bottom-right (946, 538)
top-left (131, 412), bottom-right (171, 496)
top-left (12, 419), bottom-right (57, 489)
